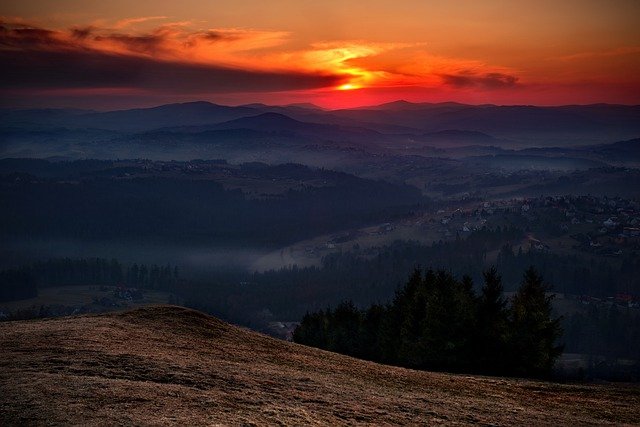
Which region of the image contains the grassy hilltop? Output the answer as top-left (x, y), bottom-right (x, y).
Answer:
top-left (1, 306), bottom-right (639, 425)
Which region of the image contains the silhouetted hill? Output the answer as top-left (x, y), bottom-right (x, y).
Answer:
top-left (465, 154), bottom-right (607, 171)
top-left (418, 129), bottom-right (499, 145)
top-left (161, 112), bottom-right (383, 144)
top-left (0, 108), bottom-right (93, 128)
top-left (214, 112), bottom-right (312, 132)
top-left (73, 102), bottom-right (260, 131)
top-left (326, 103), bottom-right (640, 144)
top-left (589, 138), bottom-right (640, 161)
top-left (425, 129), bottom-right (493, 139)
top-left (359, 100), bottom-right (471, 111)
top-left (0, 102), bottom-right (261, 132)
top-left (3, 102), bottom-right (639, 165)
top-left (0, 158), bottom-right (423, 245)
top-left (283, 102), bottom-right (325, 110)
top-left (511, 138), bottom-right (640, 164)
top-left (4, 101), bottom-right (639, 144)
top-left (1, 306), bottom-right (638, 425)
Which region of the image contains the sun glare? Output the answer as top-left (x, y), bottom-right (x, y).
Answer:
top-left (338, 83), bottom-right (359, 91)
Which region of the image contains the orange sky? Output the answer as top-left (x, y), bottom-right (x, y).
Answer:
top-left (1, 0), bottom-right (639, 108)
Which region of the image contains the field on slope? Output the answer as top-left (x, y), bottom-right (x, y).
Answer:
top-left (1, 306), bottom-right (639, 425)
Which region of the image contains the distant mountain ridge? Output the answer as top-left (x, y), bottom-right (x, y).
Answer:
top-left (3, 100), bottom-right (639, 137)
top-left (1, 101), bottom-right (639, 162)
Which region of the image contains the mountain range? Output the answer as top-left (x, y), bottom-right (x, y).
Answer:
top-left (2, 100), bottom-right (639, 141)
top-left (1, 101), bottom-right (639, 186)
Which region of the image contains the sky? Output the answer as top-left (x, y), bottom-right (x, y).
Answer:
top-left (1, 0), bottom-right (639, 109)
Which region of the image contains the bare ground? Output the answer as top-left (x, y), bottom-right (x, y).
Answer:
top-left (1, 306), bottom-right (639, 426)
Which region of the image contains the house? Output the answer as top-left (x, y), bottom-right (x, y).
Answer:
top-left (266, 321), bottom-right (300, 341)
top-left (533, 243), bottom-right (550, 252)
top-left (623, 227), bottom-right (640, 237)
top-left (614, 294), bottom-right (637, 307)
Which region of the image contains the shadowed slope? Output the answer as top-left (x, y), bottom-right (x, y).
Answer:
top-left (1, 306), bottom-right (639, 425)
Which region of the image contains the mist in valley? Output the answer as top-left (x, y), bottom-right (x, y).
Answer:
top-left (2, 101), bottom-right (640, 384)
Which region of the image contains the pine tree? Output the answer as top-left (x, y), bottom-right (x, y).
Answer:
top-left (508, 266), bottom-right (563, 377)
top-left (475, 267), bottom-right (509, 374)
top-left (361, 304), bottom-right (386, 361)
top-left (382, 268), bottom-right (423, 365)
top-left (294, 310), bottom-right (328, 349)
top-left (396, 269), bottom-right (430, 368)
top-left (327, 301), bottom-right (362, 355)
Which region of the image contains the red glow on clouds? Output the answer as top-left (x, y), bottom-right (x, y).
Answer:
top-left (0, 15), bottom-right (638, 108)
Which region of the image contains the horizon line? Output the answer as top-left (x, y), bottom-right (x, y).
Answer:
top-left (3, 99), bottom-right (640, 113)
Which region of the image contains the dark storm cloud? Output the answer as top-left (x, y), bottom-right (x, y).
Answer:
top-left (0, 25), bottom-right (63, 48)
top-left (199, 30), bottom-right (242, 42)
top-left (440, 72), bottom-right (519, 89)
top-left (94, 33), bottom-right (167, 54)
top-left (0, 49), bottom-right (342, 93)
top-left (0, 22), bottom-right (343, 94)
top-left (70, 26), bottom-right (95, 39)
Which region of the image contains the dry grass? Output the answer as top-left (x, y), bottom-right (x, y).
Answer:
top-left (1, 306), bottom-right (639, 426)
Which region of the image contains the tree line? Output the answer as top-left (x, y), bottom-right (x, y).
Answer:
top-left (497, 244), bottom-right (640, 296)
top-left (0, 161), bottom-right (422, 247)
top-left (179, 225), bottom-right (635, 327)
top-left (294, 266), bottom-right (563, 378)
top-left (0, 258), bottom-right (179, 302)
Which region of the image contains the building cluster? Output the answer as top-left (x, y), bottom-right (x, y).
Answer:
top-left (577, 293), bottom-right (640, 309)
top-left (418, 195), bottom-right (640, 256)
top-left (537, 195), bottom-right (640, 255)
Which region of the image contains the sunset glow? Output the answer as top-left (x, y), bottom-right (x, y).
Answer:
top-left (1, 0), bottom-right (639, 109)
top-left (338, 84), bottom-right (358, 91)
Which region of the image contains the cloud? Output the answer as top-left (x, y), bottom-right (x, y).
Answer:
top-left (440, 71), bottom-right (519, 89)
top-left (1, 49), bottom-right (342, 93)
top-left (554, 46), bottom-right (640, 61)
top-left (93, 33), bottom-right (167, 55)
top-left (185, 28), bottom-right (291, 53)
top-left (0, 21), bottom-right (343, 94)
top-left (0, 25), bottom-right (62, 48)
top-left (70, 26), bottom-right (94, 39)
top-left (113, 16), bottom-right (168, 29)
top-left (0, 18), bottom-right (527, 106)
top-left (339, 48), bottom-right (521, 90)
top-left (199, 30), bottom-right (241, 42)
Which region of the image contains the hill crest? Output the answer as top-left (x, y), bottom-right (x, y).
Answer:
top-left (1, 306), bottom-right (639, 425)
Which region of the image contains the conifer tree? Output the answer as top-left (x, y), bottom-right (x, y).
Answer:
top-left (475, 267), bottom-right (509, 374)
top-left (508, 266), bottom-right (563, 377)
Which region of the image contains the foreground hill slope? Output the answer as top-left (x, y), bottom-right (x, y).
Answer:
top-left (1, 306), bottom-right (639, 425)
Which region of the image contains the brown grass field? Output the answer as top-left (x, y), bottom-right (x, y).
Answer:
top-left (1, 306), bottom-right (639, 425)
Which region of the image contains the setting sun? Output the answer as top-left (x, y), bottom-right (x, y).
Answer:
top-left (338, 83), bottom-right (359, 91)
top-left (2, 0), bottom-right (639, 107)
